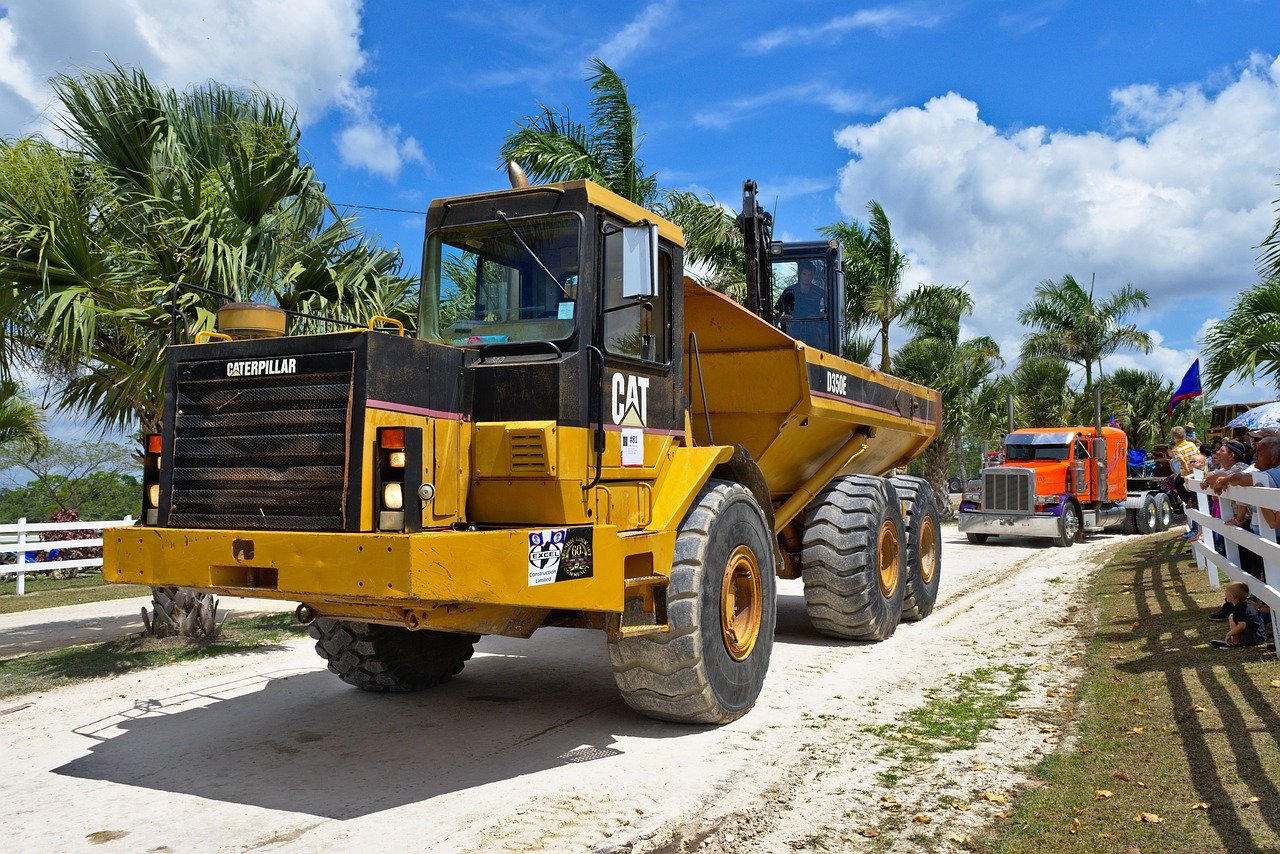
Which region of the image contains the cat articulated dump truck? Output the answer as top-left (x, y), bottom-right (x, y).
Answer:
top-left (104, 177), bottom-right (942, 724)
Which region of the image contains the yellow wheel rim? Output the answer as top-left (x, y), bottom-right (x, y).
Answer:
top-left (877, 520), bottom-right (901, 598)
top-left (721, 545), bottom-right (763, 661)
top-left (918, 517), bottom-right (938, 585)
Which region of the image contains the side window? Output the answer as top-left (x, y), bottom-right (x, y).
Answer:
top-left (602, 229), bottom-right (671, 364)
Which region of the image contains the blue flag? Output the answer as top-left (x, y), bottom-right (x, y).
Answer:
top-left (1168, 358), bottom-right (1202, 415)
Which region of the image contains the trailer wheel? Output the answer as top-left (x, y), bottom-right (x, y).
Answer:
top-left (890, 475), bottom-right (942, 621)
top-left (1054, 502), bottom-right (1081, 547)
top-left (802, 475), bottom-right (906, 641)
top-left (309, 618), bottom-right (478, 692)
top-left (1154, 493), bottom-right (1172, 531)
top-left (966, 532), bottom-right (990, 544)
top-left (608, 479), bottom-right (776, 724)
top-left (1135, 494), bottom-right (1158, 534)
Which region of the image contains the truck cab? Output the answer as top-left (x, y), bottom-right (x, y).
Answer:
top-left (958, 426), bottom-right (1130, 546)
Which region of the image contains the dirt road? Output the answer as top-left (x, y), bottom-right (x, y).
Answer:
top-left (0, 529), bottom-right (1137, 852)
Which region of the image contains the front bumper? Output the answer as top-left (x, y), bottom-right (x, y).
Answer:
top-left (104, 525), bottom-right (673, 615)
top-left (958, 511), bottom-right (1059, 538)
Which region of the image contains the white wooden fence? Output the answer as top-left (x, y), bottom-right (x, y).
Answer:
top-left (1186, 474), bottom-right (1280, 660)
top-left (0, 517), bottom-right (136, 595)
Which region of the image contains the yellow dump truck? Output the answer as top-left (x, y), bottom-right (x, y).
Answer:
top-left (105, 177), bottom-right (942, 724)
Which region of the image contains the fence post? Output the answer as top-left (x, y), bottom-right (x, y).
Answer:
top-left (1192, 476), bottom-right (1210, 575)
top-left (15, 516), bottom-right (26, 596)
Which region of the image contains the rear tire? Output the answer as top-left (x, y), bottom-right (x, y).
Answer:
top-left (802, 475), bottom-right (906, 640)
top-left (966, 532), bottom-right (989, 544)
top-left (1154, 493), bottom-right (1172, 531)
top-left (309, 618), bottom-right (477, 692)
top-left (1135, 494), bottom-right (1158, 534)
top-left (609, 480), bottom-right (776, 724)
top-left (1122, 508), bottom-right (1138, 535)
top-left (1054, 502), bottom-right (1081, 547)
top-left (890, 475), bottom-right (942, 621)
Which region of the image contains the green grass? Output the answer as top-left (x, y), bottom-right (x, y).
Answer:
top-left (0, 613), bottom-right (309, 699)
top-left (986, 534), bottom-right (1280, 853)
top-left (866, 664), bottom-right (1029, 786)
top-left (0, 572), bottom-right (149, 614)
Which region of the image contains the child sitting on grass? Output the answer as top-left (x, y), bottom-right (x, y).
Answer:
top-left (1210, 581), bottom-right (1268, 649)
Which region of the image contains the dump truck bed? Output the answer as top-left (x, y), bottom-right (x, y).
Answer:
top-left (684, 281), bottom-right (940, 497)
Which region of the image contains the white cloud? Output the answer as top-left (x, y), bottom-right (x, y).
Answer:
top-left (0, 0), bottom-right (421, 182)
top-left (695, 82), bottom-right (887, 130)
top-left (745, 5), bottom-right (944, 55)
top-left (596, 0), bottom-right (675, 67)
top-left (833, 53), bottom-right (1280, 391)
top-left (335, 119), bottom-right (428, 181)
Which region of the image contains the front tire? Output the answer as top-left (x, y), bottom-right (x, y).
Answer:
top-left (890, 475), bottom-right (942, 621)
top-left (309, 619), bottom-right (478, 692)
top-left (1055, 502), bottom-right (1081, 547)
top-left (802, 475), bottom-right (907, 640)
top-left (609, 480), bottom-right (776, 724)
top-left (966, 532), bottom-right (990, 544)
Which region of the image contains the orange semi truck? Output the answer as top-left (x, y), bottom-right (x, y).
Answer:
top-left (958, 424), bottom-right (1175, 546)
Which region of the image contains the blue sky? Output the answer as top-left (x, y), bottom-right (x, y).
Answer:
top-left (2, 0), bottom-right (1280, 440)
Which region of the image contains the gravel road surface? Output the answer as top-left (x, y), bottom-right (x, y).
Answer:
top-left (0, 528), bottom-right (1141, 852)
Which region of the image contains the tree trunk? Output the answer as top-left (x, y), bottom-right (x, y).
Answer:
top-left (879, 324), bottom-right (892, 373)
top-left (141, 586), bottom-right (223, 639)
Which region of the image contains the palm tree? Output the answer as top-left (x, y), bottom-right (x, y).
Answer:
top-left (1017, 274), bottom-right (1152, 397)
top-left (0, 66), bottom-right (413, 435)
top-left (892, 288), bottom-right (1002, 516)
top-left (1201, 273), bottom-right (1280, 393)
top-left (1011, 356), bottom-right (1073, 427)
top-left (1261, 181), bottom-right (1280, 279)
top-left (1100, 368), bottom-right (1173, 450)
top-left (0, 380), bottom-right (44, 453)
top-left (500, 58), bottom-right (657, 208)
top-left (822, 202), bottom-right (960, 372)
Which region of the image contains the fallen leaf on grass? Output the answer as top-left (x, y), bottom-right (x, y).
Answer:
top-left (1133, 710), bottom-right (1151, 717)
top-left (1190, 705), bottom-right (1207, 713)
top-left (856, 827), bottom-right (880, 838)
top-left (1035, 663), bottom-right (1052, 671)
top-left (1270, 679), bottom-right (1280, 688)
top-left (1069, 818), bottom-right (1081, 835)
top-left (1113, 772), bottom-right (1133, 782)
top-left (971, 763), bottom-right (988, 771)
top-left (949, 834), bottom-right (969, 844)
top-left (1072, 807), bottom-right (1085, 815)
top-left (995, 811), bottom-right (1011, 820)
top-left (1242, 796), bottom-right (1261, 808)
top-left (1001, 711), bottom-right (1020, 719)
top-left (950, 802), bottom-right (971, 811)
top-left (1095, 789), bottom-right (1114, 800)
top-left (1136, 782), bottom-right (1147, 789)
top-left (982, 792), bottom-right (1009, 803)
top-left (1127, 727), bottom-right (1145, 735)
top-left (913, 815), bottom-right (932, 824)
top-left (1134, 812), bottom-right (1163, 824)
top-left (1191, 802), bottom-right (1210, 811)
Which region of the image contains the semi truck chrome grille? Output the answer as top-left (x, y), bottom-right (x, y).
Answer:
top-left (168, 352), bottom-right (355, 531)
top-left (983, 468), bottom-right (1034, 513)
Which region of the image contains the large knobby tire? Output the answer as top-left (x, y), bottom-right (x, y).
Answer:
top-left (1054, 502), bottom-right (1081, 547)
top-left (802, 475), bottom-right (907, 641)
top-left (966, 532), bottom-right (990, 545)
top-left (608, 480), bottom-right (776, 724)
top-left (1135, 494), bottom-right (1158, 534)
top-left (309, 618), bottom-right (478, 692)
top-left (890, 475), bottom-right (942, 622)
top-left (1154, 493), bottom-right (1172, 532)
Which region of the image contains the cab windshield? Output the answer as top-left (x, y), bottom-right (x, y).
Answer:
top-left (1005, 444), bottom-right (1070, 462)
top-left (420, 213), bottom-right (581, 345)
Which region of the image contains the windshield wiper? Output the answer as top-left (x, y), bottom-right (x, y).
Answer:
top-left (492, 208), bottom-right (569, 297)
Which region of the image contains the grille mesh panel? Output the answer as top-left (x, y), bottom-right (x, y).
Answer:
top-left (169, 358), bottom-right (353, 530)
top-left (983, 469), bottom-right (1033, 513)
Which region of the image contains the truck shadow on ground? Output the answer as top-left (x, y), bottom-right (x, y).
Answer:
top-left (1108, 537), bottom-right (1280, 848)
top-left (54, 628), bottom-right (709, 820)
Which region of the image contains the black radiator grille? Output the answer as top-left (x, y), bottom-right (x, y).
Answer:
top-left (168, 353), bottom-right (355, 530)
top-left (983, 468), bottom-right (1034, 513)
